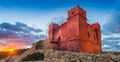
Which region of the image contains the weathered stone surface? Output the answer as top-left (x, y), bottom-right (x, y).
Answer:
top-left (16, 49), bottom-right (120, 62)
top-left (40, 49), bottom-right (120, 62)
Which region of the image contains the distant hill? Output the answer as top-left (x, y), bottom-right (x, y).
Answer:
top-left (0, 51), bottom-right (9, 59)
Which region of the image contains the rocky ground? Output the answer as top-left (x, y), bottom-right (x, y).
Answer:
top-left (43, 49), bottom-right (120, 62)
top-left (15, 39), bottom-right (120, 62)
top-left (1, 39), bottom-right (120, 62)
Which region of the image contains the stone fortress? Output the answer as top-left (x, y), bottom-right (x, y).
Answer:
top-left (14, 6), bottom-right (120, 62)
top-left (49, 6), bottom-right (101, 53)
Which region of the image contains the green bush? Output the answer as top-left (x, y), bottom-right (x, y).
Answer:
top-left (22, 52), bottom-right (44, 61)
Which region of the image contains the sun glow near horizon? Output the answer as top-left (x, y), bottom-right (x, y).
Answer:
top-left (7, 48), bottom-right (16, 52)
top-left (0, 47), bottom-right (18, 56)
top-left (0, 47), bottom-right (17, 52)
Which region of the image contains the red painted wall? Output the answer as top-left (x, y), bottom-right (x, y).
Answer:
top-left (48, 6), bottom-right (102, 53)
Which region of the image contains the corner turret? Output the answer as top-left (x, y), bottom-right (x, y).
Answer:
top-left (48, 23), bottom-right (59, 43)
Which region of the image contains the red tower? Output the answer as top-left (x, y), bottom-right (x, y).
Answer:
top-left (48, 6), bottom-right (102, 53)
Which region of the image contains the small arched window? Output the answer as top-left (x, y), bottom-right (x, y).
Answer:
top-left (58, 37), bottom-right (61, 42)
top-left (72, 12), bottom-right (74, 14)
top-left (88, 32), bottom-right (90, 38)
top-left (94, 35), bottom-right (96, 40)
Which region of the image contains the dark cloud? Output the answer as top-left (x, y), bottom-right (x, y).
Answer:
top-left (0, 22), bottom-right (47, 49)
top-left (0, 22), bottom-right (43, 33)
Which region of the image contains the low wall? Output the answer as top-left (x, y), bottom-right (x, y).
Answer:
top-left (16, 49), bottom-right (120, 62)
top-left (34, 49), bottom-right (120, 62)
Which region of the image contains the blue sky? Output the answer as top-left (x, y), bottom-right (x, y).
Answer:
top-left (0, 0), bottom-right (120, 51)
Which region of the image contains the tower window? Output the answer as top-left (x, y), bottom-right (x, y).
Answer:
top-left (88, 32), bottom-right (90, 38)
top-left (58, 37), bottom-right (61, 42)
top-left (94, 35), bottom-right (96, 40)
top-left (72, 12), bottom-right (74, 14)
top-left (82, 12), bottom-right (84, 15)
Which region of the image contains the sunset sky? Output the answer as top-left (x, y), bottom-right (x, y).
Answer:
top-left (0, 0), bottom-right (120, 51)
